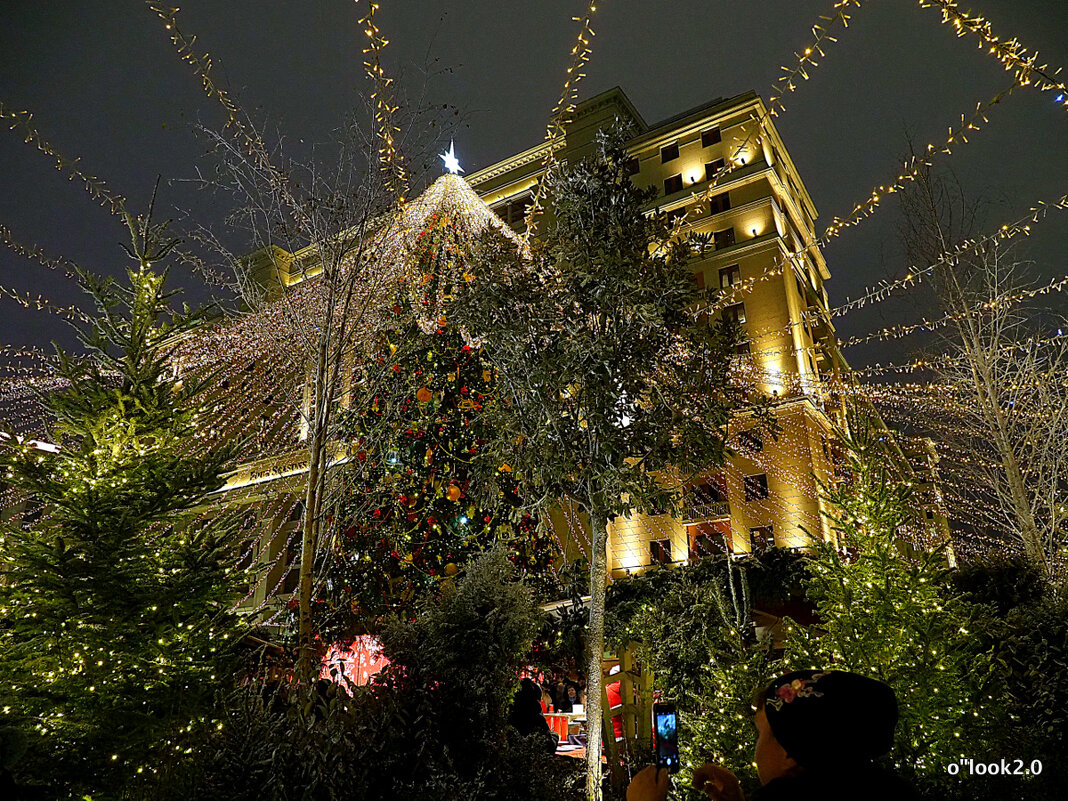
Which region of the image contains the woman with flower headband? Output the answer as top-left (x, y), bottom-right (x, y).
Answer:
top-left (627, 670), bottom-right (920, 801)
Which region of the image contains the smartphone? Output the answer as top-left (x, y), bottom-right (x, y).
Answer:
top-left (653, 702), bottom-right (680, 773)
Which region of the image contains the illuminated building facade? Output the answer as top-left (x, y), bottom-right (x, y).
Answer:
top-left (468, 86), bottom-right (881, 573)
top-left (206, 87), bottom-right (947, 616)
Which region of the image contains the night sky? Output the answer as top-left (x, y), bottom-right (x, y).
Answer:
top-left (1, 1), bottom-right (1065, 363)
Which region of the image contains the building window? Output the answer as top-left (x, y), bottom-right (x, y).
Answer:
top-left (625, 156), bottom-right (641, 176)
top-left (713, 227), bottom-right (736, 249)
top-left (692, 532), bottom-right (730, 558)
top-left (739, 428), bottom-right (763, 453)
top-left (237, 538), bottom-right (257, 572)
top-left (661, 142), bottom-right (679, 163)
top-left (682, 480), bottom-right (729, 521)
top-left (665, 205), bottom-right (687, 223)
top-left (719, 264), bottom-right (740, 288)
top-left (650, 538), bottom-right (673, 565)
top-left (750, 525), bottom-right (774, 553)
top-left (723, 302), bottom-right (746, 325)
top-left (701, 127), bottom-right (722, 147)
top-left (492, 193), bottom-right (533, 227)
top-left (664, 174), bottom-right (683, 195)
top-left (283, 538), bottom-right (301, 593)
top-left (734, 341), bottom-right (752, 356)
top-left (744, 473), bottom-right (769, 501)
top-left (705, 159), bottom-right (725, 182)
top-left (708, 192), bottom-right (731, 214)
top-left (287, 501), bottom-right (305, 523)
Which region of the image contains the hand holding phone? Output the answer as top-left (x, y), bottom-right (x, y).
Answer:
top-left (653, 702), bottom-right (680, 774)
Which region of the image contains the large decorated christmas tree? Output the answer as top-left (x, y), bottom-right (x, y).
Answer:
top-left (316, 182), bottom-right (558, 641)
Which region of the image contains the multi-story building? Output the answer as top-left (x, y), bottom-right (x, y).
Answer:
top-left (159, 86), bottom-right (947, 617)
top-left (468, 87), bottom-right (850, 574)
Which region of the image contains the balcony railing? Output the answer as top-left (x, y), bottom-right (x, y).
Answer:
top-left (680, 499), bottom-right (730, 522)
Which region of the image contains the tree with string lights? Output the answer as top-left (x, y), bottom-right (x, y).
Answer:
top-left (780, 420), bottom-right (996, 791)
top-left (454, 127), bottom-right (757, 801)
top-left (895, 162), bottom-right (1068, 588)
top-left (0, 210), bottom-right (243, 797)
top-left (316, 210), bottom-right (559, 641)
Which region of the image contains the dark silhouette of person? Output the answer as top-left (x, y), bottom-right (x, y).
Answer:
top-left (508, 678), bottom-right (557, 753)
top-left (628, 670), bottom-right (921, 801)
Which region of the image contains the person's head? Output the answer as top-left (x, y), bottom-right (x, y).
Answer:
top-left (753, 670), bottom-right (899, 784)
top-left (567, 685), bottom-right (578, 700)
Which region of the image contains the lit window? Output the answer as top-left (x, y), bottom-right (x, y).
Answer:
top-left (749, 525), bottom-right (774, 553)
top-left (723, 302), bottom-right (746, 325)
top-left (744, 473), bottom-right (769, 501)
top-left (719, 264), bottom-right (740, 288)
top-left (650, 538), bottom-right (673, 566)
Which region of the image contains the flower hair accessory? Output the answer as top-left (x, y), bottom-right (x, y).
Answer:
top-left (765, 671), bottom-right (826, 711)
top-left (760, 670), bottom-right (899, 768)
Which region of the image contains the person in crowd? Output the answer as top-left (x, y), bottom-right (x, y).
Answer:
top-left (564, 683), bottom-right (581, 710)
top-left (542, 669), bottom-right (557, 708)
top-left (508, 678), bottom-right (557, 753)
top-left (540, 683), bottom-right (555, 713)
top-left (606, 664), bottom-right (624, 741)
top-left (627, 670), bottom-right (921, 801)
top-left (554, 677), bottom-right (573, 713)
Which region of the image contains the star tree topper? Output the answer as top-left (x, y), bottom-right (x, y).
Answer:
top-left (440, 140), bottom-right (463, 174)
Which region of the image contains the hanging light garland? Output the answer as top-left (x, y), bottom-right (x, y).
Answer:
top-left (357, 0), bottom-right (408, 203)
top-left (0, 103), bottom-right (128, 216)
top-left (522, 0), bottom-right (601, 242)
top-left (918, 0), bottom-right (1068, 104)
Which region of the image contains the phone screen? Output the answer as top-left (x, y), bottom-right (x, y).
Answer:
top-left (654, 703), bottom-right (680, 773)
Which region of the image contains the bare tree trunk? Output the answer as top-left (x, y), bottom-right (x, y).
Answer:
top-left (962, 342), bottom-right (1045, 569)
top-left (296, 428), bottom-right (323, 685)
top-left (585, 504), bottom-right (608, 801)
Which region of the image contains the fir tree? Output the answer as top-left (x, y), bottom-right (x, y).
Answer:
top-left (781, 422), bottom-right (993, 788)
top-left (0, 211), bottom-right (243, 795)
top-left (318, 210), bottom-right (557, 640)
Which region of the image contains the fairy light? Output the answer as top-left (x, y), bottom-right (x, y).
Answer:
top-left (839, 271), bottom-right (1068, 349)
top-left (830, 192), bottom-right (1068, 318)
top-left (0, 103), bottom-right (128, 216)
top-left (918, 0), bottom-right (1068, 105)
top-left (357, 0), bottom-right (408, 202)
top-left (145, 2), bottom-right (281, 184)
top-left (523, 0), bottom-right (601, 241)
top-left (0, 285), bottom-right (89, 322)
top-left (2, 2), bottom-right (1063, 679)
top-left (822, 81), bottom-right (1019, 241)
